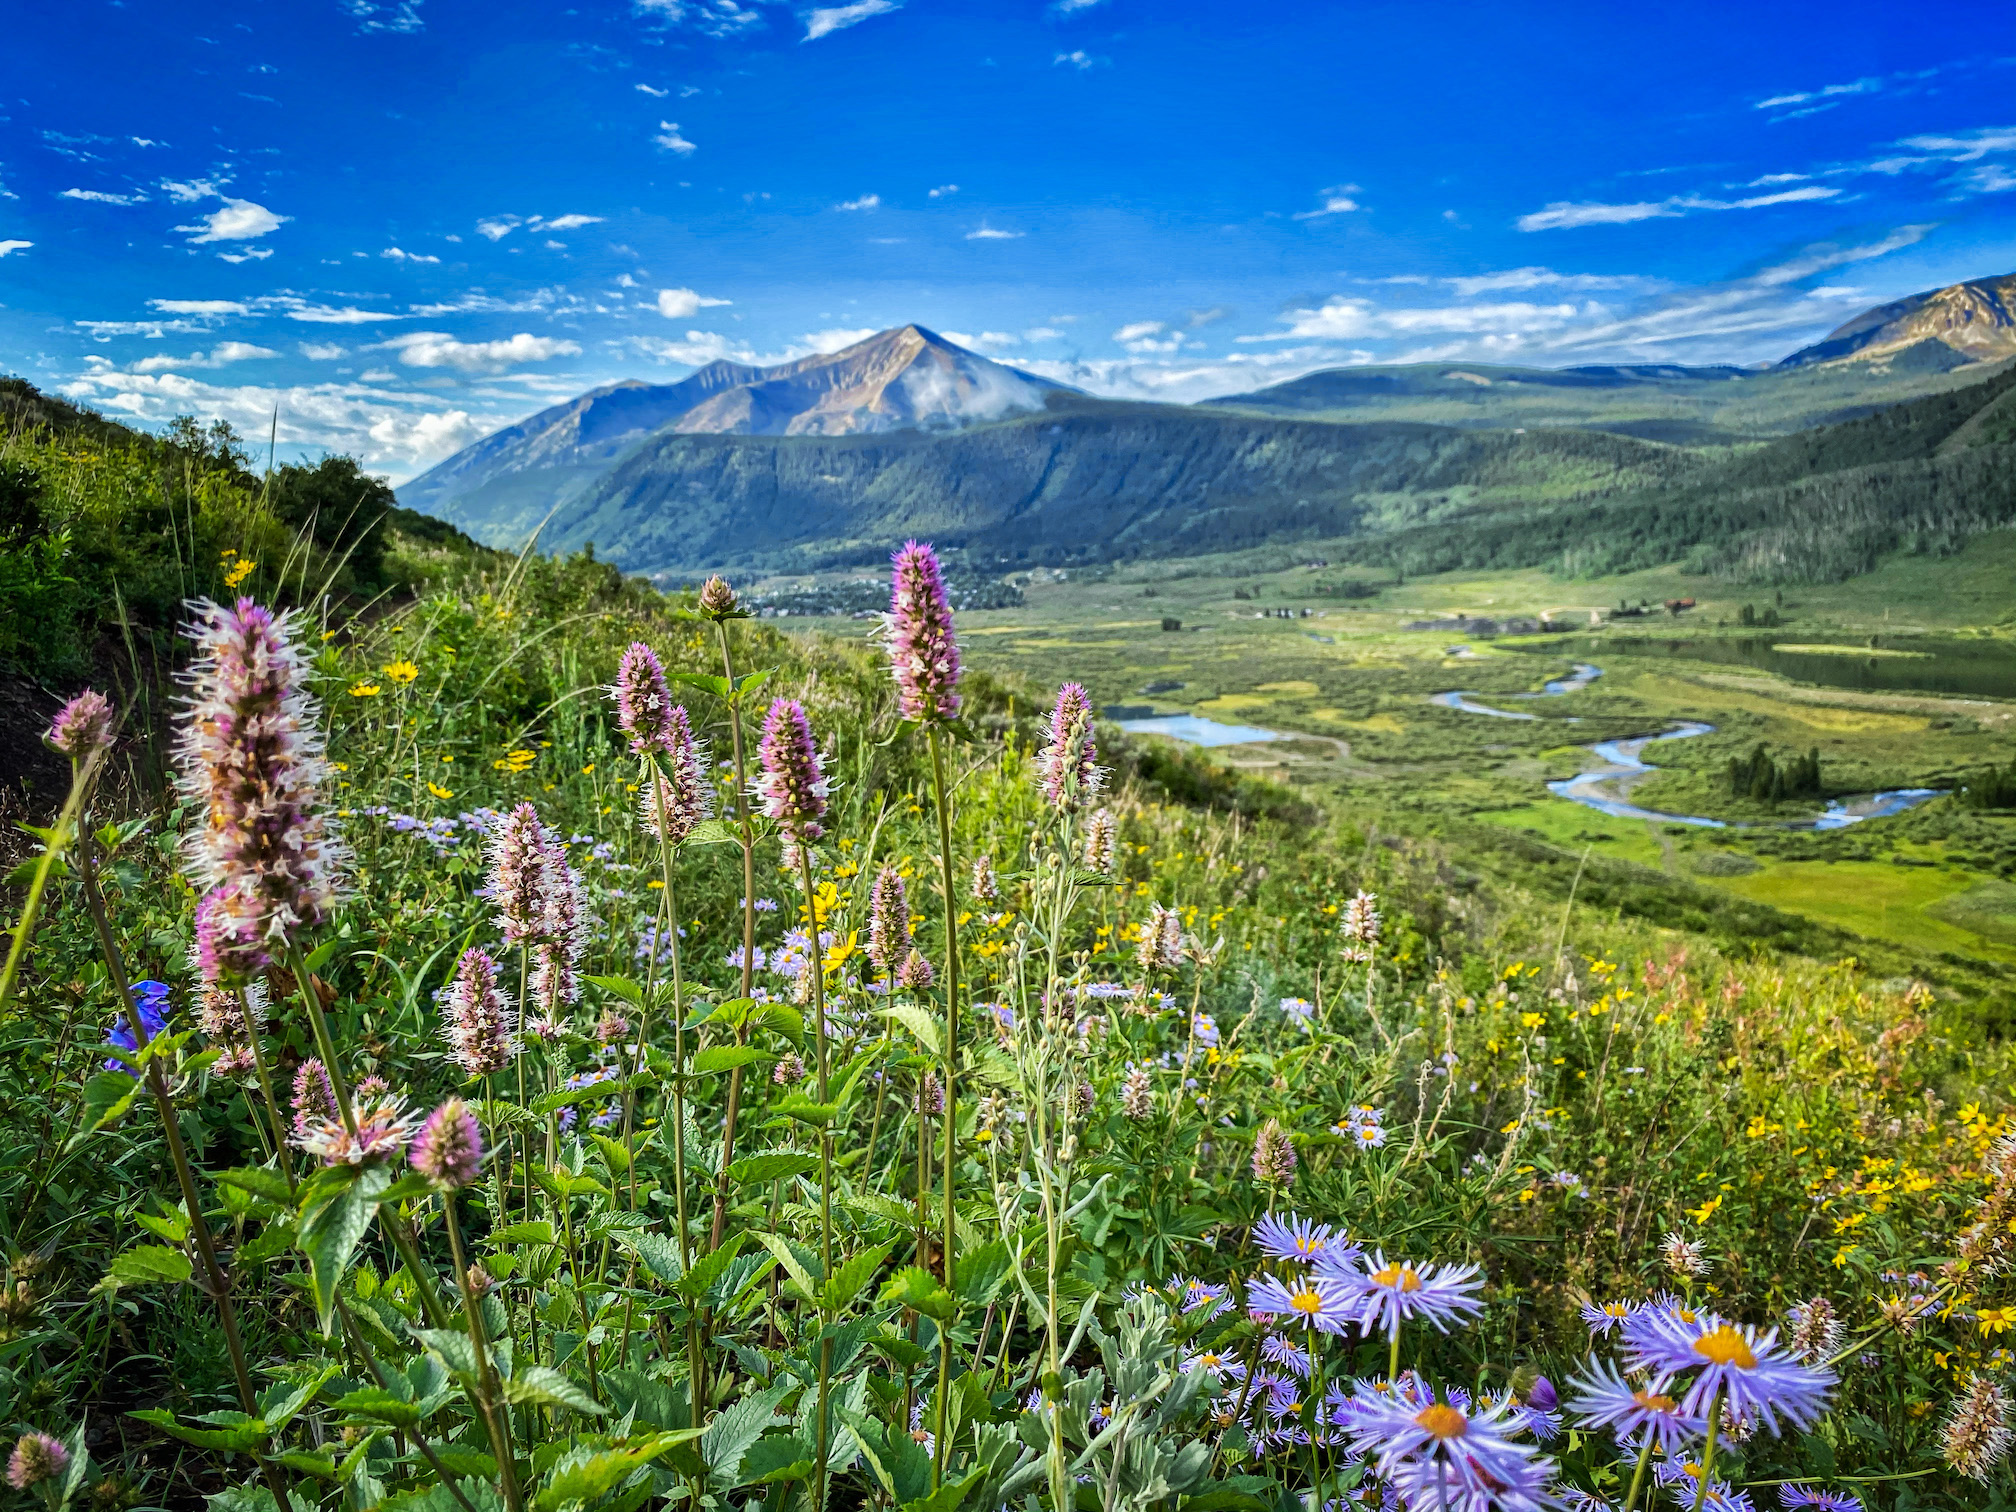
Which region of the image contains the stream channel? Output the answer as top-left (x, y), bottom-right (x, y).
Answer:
top-left (1431, 664), bottom-right (1943, 831)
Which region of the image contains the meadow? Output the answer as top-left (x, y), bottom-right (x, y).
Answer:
top-left (3, 409), bottom-right (2016, 1512)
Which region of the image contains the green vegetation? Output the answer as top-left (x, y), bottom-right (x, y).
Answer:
top-left (1723, 744), bottom-right (1822, 804)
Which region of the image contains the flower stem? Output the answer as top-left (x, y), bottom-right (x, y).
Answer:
top-left (1693, 1384), bottom-right (1724, 1512)
top-left (797, 841), bottom-right (834, 1512)
top-left (709, 616), bottom-right (758, 1253)
top-left (445, 1195), bottom-right (525, 1512)
top-left (925, 724), bottom-right (961, 1481)
top-left (1619, 1433), bottom-right (1655, 1512)
top-left (0, 748), bottom-right (103, 1014)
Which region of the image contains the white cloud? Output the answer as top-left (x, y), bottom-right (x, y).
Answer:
top-left (148, 298), bottom-right (249, 316)
top-left (1293, 185), bottom-right (1361, 219)
top-left (300, 342), bottom-right (348, 359)
top-left (1113, 320), bottom-right (1166, 342)
top-left (1744, 172), bottom-right (1809, 187)
top-left (1443, 267), bottom-right (1641, 295)
top-left (656, 286), bottom-right (733, 318)
top-left (1054, 50), bottom-right (1103, 69)
top-left (539, 213), bottom-right (604, 231)
top-left (1756, 77), bottom-right (1879, 111)
top-left (941, 329), bottom-right (1016, 351)
top-left (625, 331), bottom-right (762, 365)
top-left (0, 240), bottom-right (31, 257)
top-left (1517, 185), bottom-right (1837, 231)
top-left (1022, 325), bottom-right (1064, 341)
top-left (802, 327), bottom-right (878, 353)
top-left (476, 216), bottom-right (520, 240)
top-left (285, 303), bottom-right (404, 324)
top-left (413, 287), bottom-right (582, 316)
top-left (965, 224), bottom-right (1023, 240)
top-left (804, 0), bottom-right (899, 41)
top-left (382, 246), bottom-right (441, 263)
top-left (130, 341), bottom-right (280, 373)
top-left (653, 121), bottom-right (698, 155)
top-left (1013, 346), bottom-right (1376, 405)
top-left (834, 194), bottom-right (881, 211)
top-left (178, 197), bottom-right (288, 243)
top-left (381, 331), bottom-right (582, 373)
top-left (636, 83), bottom-right (669, 97)
top-left (1956, 163), bottom-right (2016, 194)
top-left (61, 187), bottom-right (148, 205)
top-left (217, 247), bottom-right (275, 264)
top-left (1051, 0), bottom-right (1103, 10)
top-left (928, 184), bottom-right (958, 198)
top-left (1898, 126), bottom-right (2016, 161)
top-left (160, 178), bottom-right (223, 202)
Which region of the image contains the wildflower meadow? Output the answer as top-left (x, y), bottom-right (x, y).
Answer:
top-left (2, 534), bottom-right (2013, 1512)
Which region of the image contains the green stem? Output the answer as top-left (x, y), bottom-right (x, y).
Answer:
top-left (1619, 1432), bottom-right (1654, 1512)
top-left (710, 616), bottom-right (758, 1253)
top-left (1693, 1384), bottom-right (1724, 1512)
top-left (798, 842), bottom-right (834, 1512)
top-left (445, 1196), bottom-right (525, 1512)
top-left (925, 725), bottom-right (961, 1482)
top-left (0, 748), bottom-right (103, 1013)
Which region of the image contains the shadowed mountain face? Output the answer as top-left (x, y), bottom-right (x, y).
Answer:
top-left (1777, 273), bottom-right (2016, 370)
top-left (397, 325), bottom-right (1062, 525)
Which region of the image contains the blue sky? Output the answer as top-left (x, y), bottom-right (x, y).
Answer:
top-left (1, 0), bottom-right (2011, 481)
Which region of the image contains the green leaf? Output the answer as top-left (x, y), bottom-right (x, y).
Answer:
top-left (532, 1083), bottom-right (627, 1118)
top-left (877, 1266), bottom-right (955, 1322)
top-left (422, 1446), bottom-right (497, 1481)
top-left (665, 669), bottom-right (732, 697)
top-left (216, 1166), bottom-right (296, 1205)
top-left (502, 1365), bottom-right (605, 1416)
top-left (870, 1334), bottom-right (929, 1370)
top-left (134, 1210), bottom-right (190, 1244)
top-left (273, 1452), bottom-right (341, 1480)
top-left (879, 1004), bottom-right (943, 1057)
top-left (1178, 1494), bottom-right (1270, 1512)
top-left (129, 1409), bottom-right (268, 1454)
top-left (901, 1467), bottom-right (986, 1512)
top-left (736, 1435), bottom-right (814, 1487)
top-left (490, 1221), bottom-right (557, 1247)
top-left (955, 1240), bottom-right (1011, 1306)
top-left (108, 1244), bottom-right (193, 1287)
top-left (332, 1389), bottom-right (423, 1429)
top-left (611, 1229), bottom-right (686, 1285)
top-left (769, 1094), bottom-right (842, 1128)
top-left (681, 819), bottom-right (742, 848)
top-left (260, 1367), bottom-right (338, 1431)
top-left (80, 1071), bottom-right (138, 1132)
top-left (583, 974), bottom-right (645, 1007)
top-left (820, 1241), bottom-right (894, 1313)
top-left (675, 1229), bottom-right (751, 1300)
top-left (589, 1132), bottom-right (632, 1174)
top-left (411, 1327), bottom-right (479, 1378)
top-left (297, 1164), bottom-right (388, 1330)
top-left (726, 1151), bottom-right (819, 1187)
top-left (692, 1044), bottom-right (764, 1076)
top-left (752, 1232), bottom-right (820, 1301)
top-left (702, 1384), bottom-right (789, 1489)
top-left (533, 1433), bottom-right (701, 1512)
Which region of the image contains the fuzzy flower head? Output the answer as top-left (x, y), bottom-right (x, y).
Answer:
top-left (1943, 1372), bottom-right (2013, 1482)
top-left (754, 698), bottom-right (829, 845)
top-left (868, 866), bottom-right (912, 978)
top-left (970, 853), bottom-right (998, 902)
top-left (697, 575), bottom-right (741, 620)
top-left (1345, 1252), bottom-right (1486, 1339)
top-left (440, 947), bottom-right (519, 1077)
top-left (1083, 808), bottom-right (1118, 874)
top-left (1039, 683), bottom-right (1104, 811)
top-left (1625, 1310), bottom-right (1834, 1435)
top-left (1137, 902), bottom-right (1184, 972)
top-left (1784, 1297), bottom-right (1845, 1365)
top-left (487, 803), bottom-right (552, 946)
top-left (296, 1083), bottom-right (420, 1167)
top-left (773, 1051), bottom-right (806, 1086)
top-left (46, 689), bottom-right (116, 762)
top-left (896, 947), bottom-right (935, 991)
top-left (886, 540), bottom-right (963, 722)
top-left (611, 642), bottom-right (676, 756)
top-left (1662, 1231), bottom-right (1709, 1278)
top-left (640, 705), bottom-right (713, 845)
top-left (410, 1096), bottom-right (485, 1189)
top-left (1252, 1119), bottom-right (1297, 1185)
top-left (174, 598), bottom-right (345, 976)
top-left (1120, 1065), bottom-right (1152, 1119)
top-left (1341, 890), bottom-right (1380, 962)
top-left (291, 1057), bottom-right (337, 1138)
top-left (531, 833), bottom-right (588, 1010)
top-left (6, 1433), bottom-right (68, 1492)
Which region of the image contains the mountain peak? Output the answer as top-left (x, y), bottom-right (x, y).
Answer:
top-left (1779, 272), bottom-right (2016, 370)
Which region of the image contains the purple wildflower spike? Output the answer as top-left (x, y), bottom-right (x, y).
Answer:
top-left (887, 539), bottom-right (962, 722)
top-left (291, 1058), bottom-right (338, 1139)
top-left (487, 802), bottom-right (550, 947)
top-left (440, 947), bottom-right (518, 1077)
top-left (640, 705), bottom-right (713, 846)
top-left (1039, 682), bottom-right (1102, 810)
top-left (7, 1432), bottom-right (68, 1491)
top-left (897, 947), bottom-right (935, 991)
top-left (410, 1096), bottom-right (485, 1189)
top-left (46, 689), bottom-right (116, 761)
top-left (868, 866), bottom-right (911, 979)
top-left (755, 698), bottom-right (829, 846)
top-left (611, 641), bottom-right (676, 756)
top-left (174, 598), bottom-right (345, 976)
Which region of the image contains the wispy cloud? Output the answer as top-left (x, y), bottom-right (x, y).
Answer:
top-left (346, 0), bottom-right (425, 35)
top-left (61, 187), bottom-right (149, 205)
top-left (380, 330), bottom-right (582, 374)
top-left (1292, 185), bottom-right (1361, 220)
top-left (653, 121), bottom-right (698, 155)
top-left (928, 183), bottom-right (958, 198)
top-left (1755, 76), bottom-right (1879, 114)
top-left (540, 213), bottom-right (605, 231)
top-left (382, 246), bottom-right (441, 263)
top-left (636, 83), bottom-right (669, 97)
top-left (966, 224), bottom-right (1023, 240)
top-left (804, 0), bottom-right (899, 42)
top-left (130, 341), bottom-right (280, 373)
top-left (1518, 184), bottom-right (1837, 231)
top-left (803, 326), bottom-right (879, 353)
top-left (1053, 50), bottom-right (1101, 69)
top-left (834, 193), bottom-right (881, 211)
top-left (1113, 320), bottom-right (1180, 353)
top-left (1442, 267), bottom-right (1643, 295)
top-left (1049, 0), bottom-right (1104, 12)
top-left (656, 287), bottom-right (732, 318)
top-left (284, 303), bottom-right (404, 325)
top-left (147, 298), bottom-right (249, 317)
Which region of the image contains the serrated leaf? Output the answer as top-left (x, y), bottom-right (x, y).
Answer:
top-left (421, 1446), bottom-right (497, 1481)
top-left (820, 1241), bottom-right (893, 1313)
top-left (502, 1365), bottom-right (604, 1415)
top-left (412, 1327), bottom-right (479, 1378)
top-left (736, 1435), bottom-right (814, 1487)
top-left (726, 1151), bottom-right (819, 1187)
top-left (611, 1229), bottom-right (686, 1285)
top-left (259, 1367), bottom-right (337, 1432)
top-left (665, 669), bottom-right (732, 697)
top-left (333, 1388), bottom-right (423, 1428)
top-left (298, 1164), bottom-right (388, 1330)
top-left (490, 1221), bottom-right (557, 1247)
top-left (879, 1004), bottom-right (943, 1057)
top-left (702, 1384), bottom-right (789, 1489)
top-left (273, 1452), bottom-right (340, 1480)
top-left (955, 1240), bottom-right (1011, 1306)
top-left (134, 1210), bottom-right (190, 1244)
top-left (533, 1432), bottom-right (701, 1512)
top-left (675, 1229), bottom-right (750, 1299)
top-left (216, 1166), bottom-right (295, 1206)
top-left (583, 974), bottom-right (645, 1007)
top-left (109, 1244), bottom-right (193, 1287)
top-left (80, 1071), bottom-right (138, 1132)
top-left (769, 1094), bottom-right (841, 1128)
top-left (129, 1409), bottom-right (268, 1454)
top-left (902, 1466), bottom-right (986, 1512)
top-left (589, 1132), bottom-right (632, 1174)
top-left (681, 819), bottom-right (742, 848)
top-left (752, 1232), bottom-right (820, 1301)
top-left (692, 1045), bottom-right (763, 1076)
top-left (877, 1265), bottom-right (956, 1322)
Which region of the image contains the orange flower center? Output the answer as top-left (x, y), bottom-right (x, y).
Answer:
top-left (1693, 1326), bottom-right (1757, 1369)
top-left (1290, 1289), bottom-right (1325, 1314)
top-left (1371, 1264), bottom-right (1423, 1292)
top-left (1414, 1404), bottom-right (1468, 1439)
top-left (1605, 1303), bottom-right (1630, 1318)
top-left (1633, 1390), bottom-right (1680, 1413)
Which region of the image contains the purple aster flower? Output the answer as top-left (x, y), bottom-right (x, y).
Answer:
top-left (440, 946), bottom-right (519, 1077)
top-left (6, 1432), bottom-right (69, 1492)
top-left (1525, 1376), bottom-right (1557, 1413)
top-left (1654, 1459), bottom-right (1754, 1512)
top-left (1514, 1406), bottom-right (1562, 1442)
top-left (1181, 1346), bottom-right (1244, 1381)
top-left (174, 598), bottom-right (346, 976)
top-left (640, 705), bottom-right (713, 846)
top-left (1777, 1489), bottom-right (1860, 1512)
top-left (1254, 1212), bottom-right (1361, 1267)
top-left (1565, 1360), bottom-right (1707, 1453)
top-left (868, 866), bottom-right (911, 979)
top-left (754, 698), bottom-right (829, 847)
top-left (886, 539), bottom-right (963, 722)
top-left (104, 979), bottom-right (171, 1074)
top-left (1580, 1299), bottom-right (1635, 1335)
top-left (1336, 1390), bottom-right (1555, 1512)
top-left (611, 641), bottom-right (677, 756)
top-left (1624, 1310), bottom-right (1834, 1435)
top-left (1247, 1271), bottom-right (1355, 1335)
top-left (410, 1096), bottom-right (485, 1189)
top-left (1261, 1333), bottom-right (1314, 1380)
top-left (46, 688), bottom-right (116, 761)
top-left (1338, 1251), bottom-right (1485, 1340)
top-left (1176, 1277), bottom-right (1231, 1317)
top-left (1039, 682), bottom-right (1103, 810)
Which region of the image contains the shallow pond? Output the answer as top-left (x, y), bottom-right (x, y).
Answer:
top-left (1510, 635), bottom-right (2016, 700)
top-left (1114, 713), bottom-right (1282, 747)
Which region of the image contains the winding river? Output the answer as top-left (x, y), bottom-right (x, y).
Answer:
top-left (1432, 666), bottom-right (1944, 831)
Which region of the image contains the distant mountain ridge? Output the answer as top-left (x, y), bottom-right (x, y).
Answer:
top-left (1778, 273), bottom-right (2016, 370)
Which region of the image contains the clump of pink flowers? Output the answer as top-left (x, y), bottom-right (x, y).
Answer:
top-left (410, 1097), bottom-right (484, 1190)
top-left (640, 705), bottom-right (713, 846)
top-left (611, 641), bottom-right (677, 755)
top-left (45, 689), bottom-right (116, 761)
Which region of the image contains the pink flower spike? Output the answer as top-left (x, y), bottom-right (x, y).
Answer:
top-left (755, 698), bottom-right (829, 846)
top-left (46, 689), bottom-right (116, 760)
top-left (1039, 682), bottom-right (1103, 810)
top-left (887, 539), bottom-right (962, 722)
top-left (410, 1096), bottom-right (485, 1189)
top-left (611, 641), bottom-right (676, 755)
